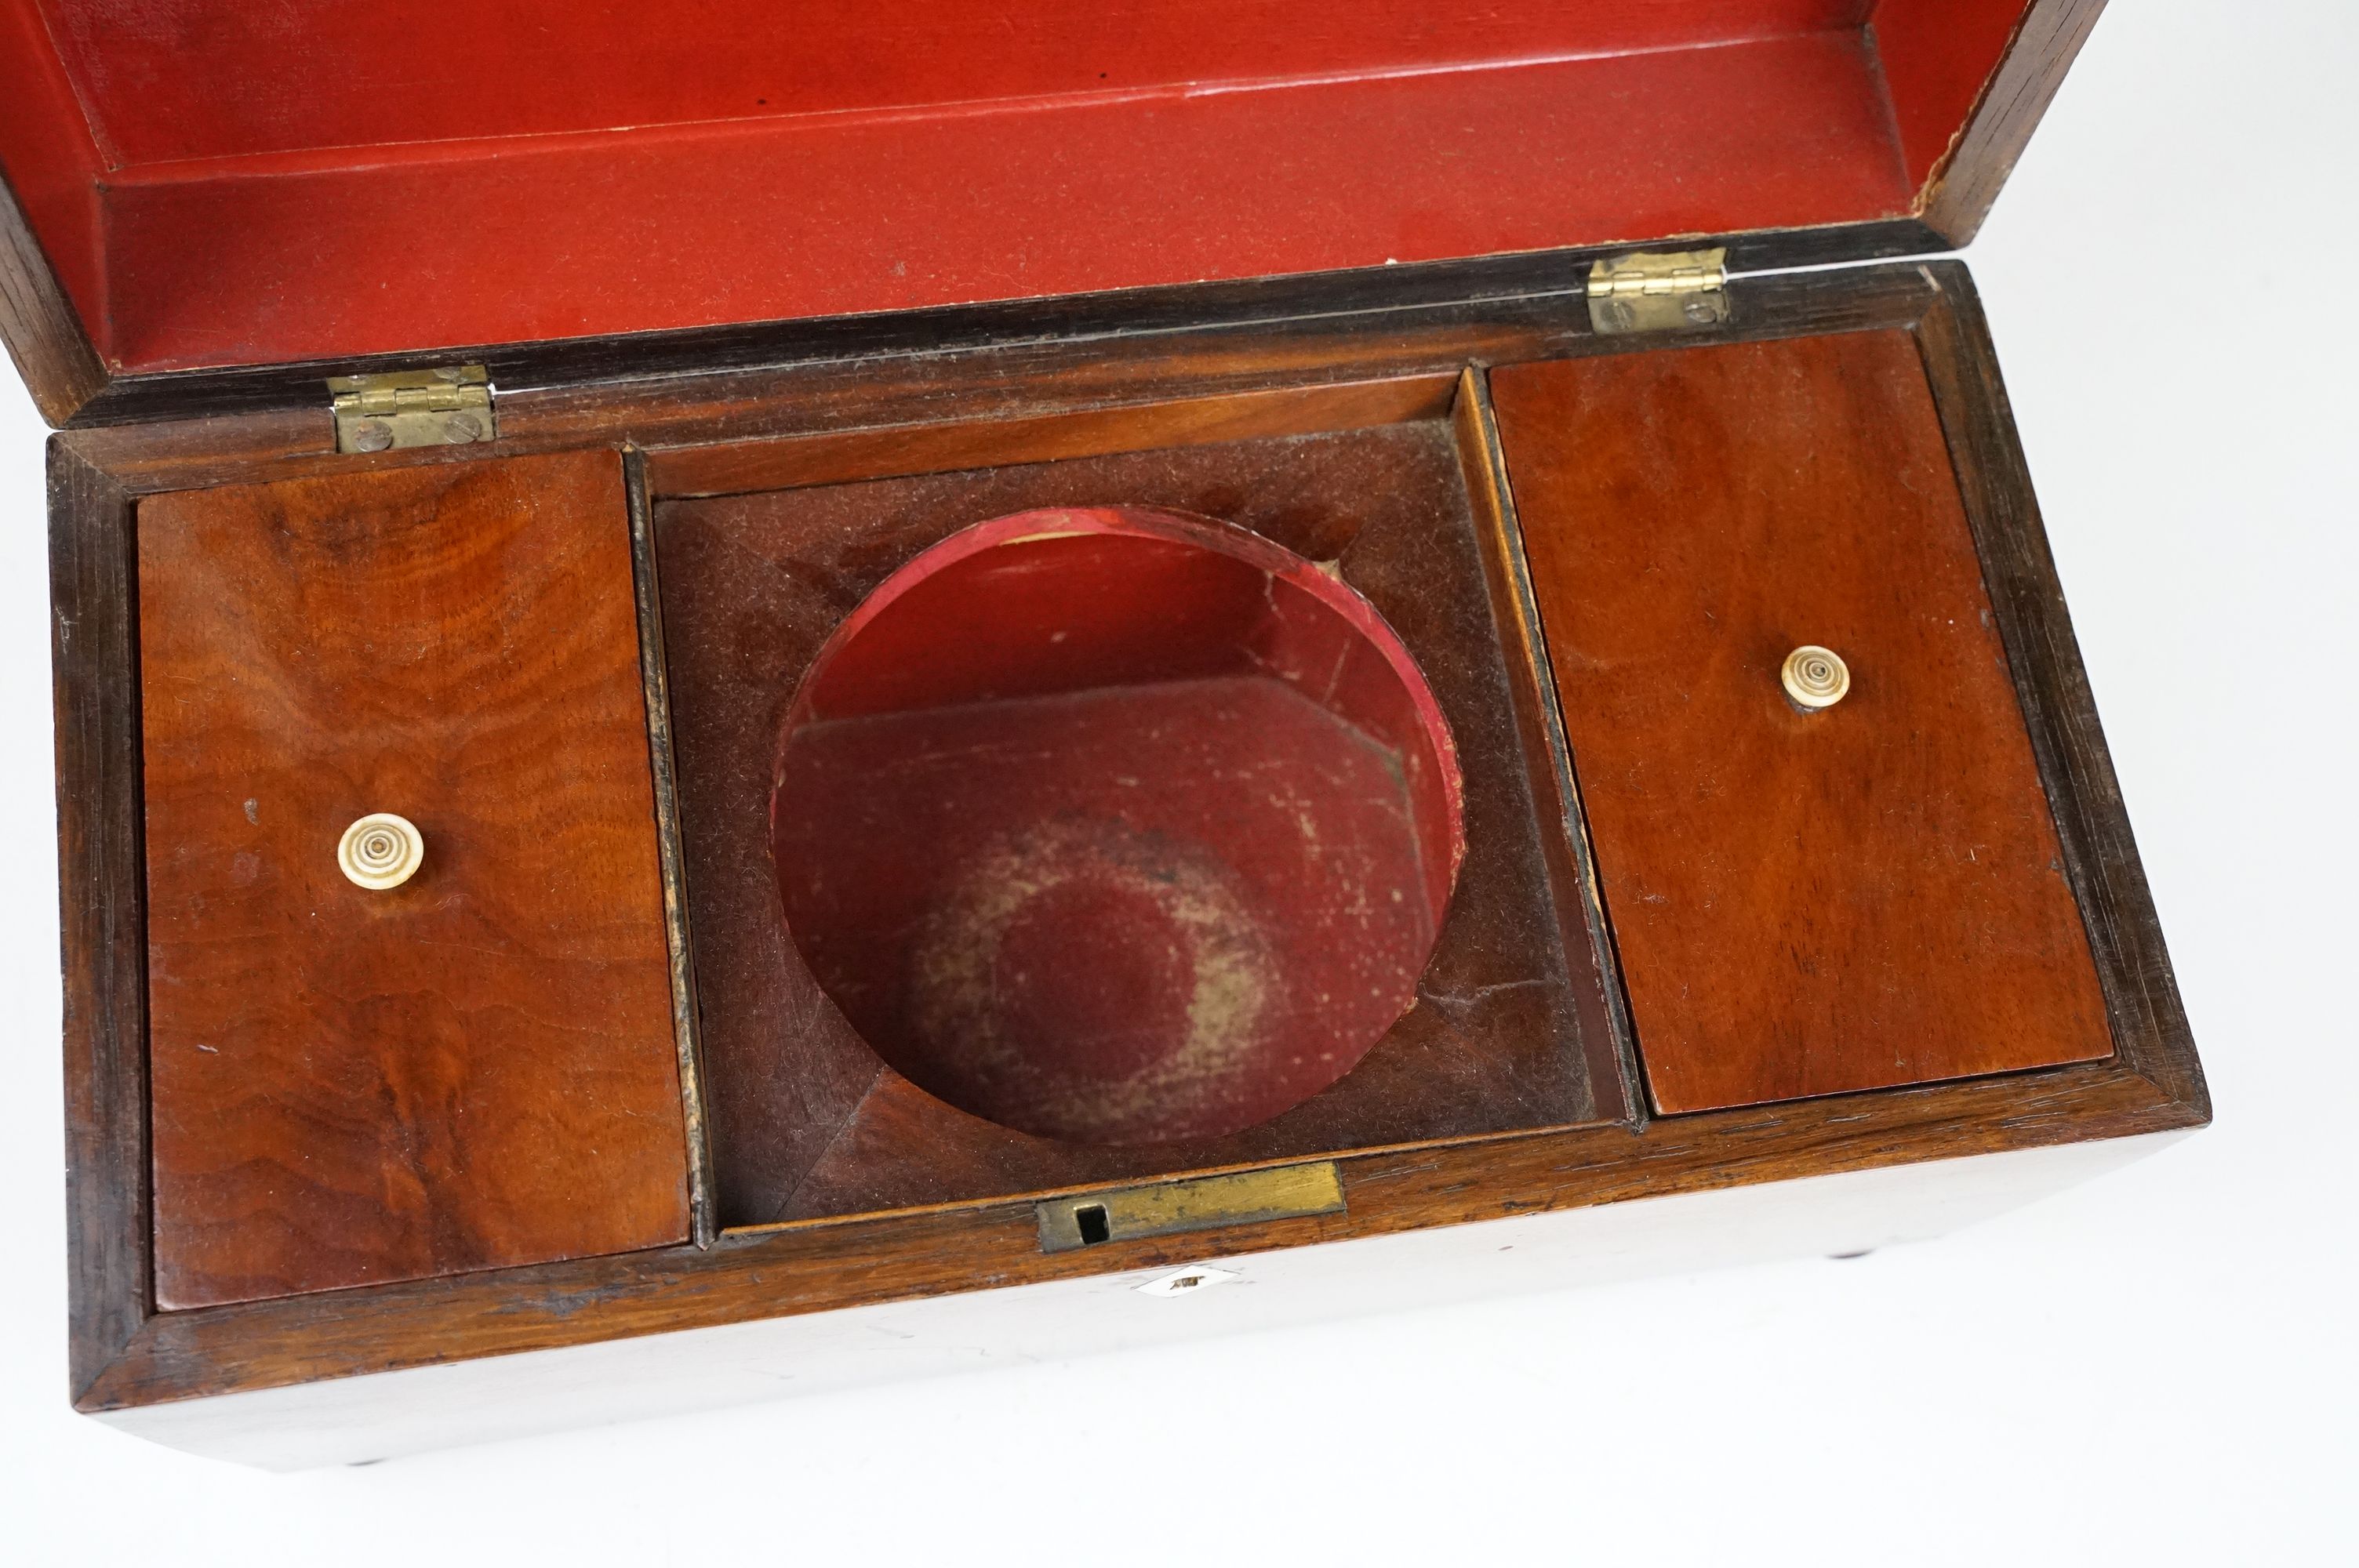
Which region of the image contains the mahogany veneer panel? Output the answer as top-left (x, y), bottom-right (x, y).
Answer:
top-left (1492, 330), bottom-right (2112, 1113)
top-left (656, 420), bottom-right (1609, 1226)
top-left (137, 448), bottom-right (690, 1308)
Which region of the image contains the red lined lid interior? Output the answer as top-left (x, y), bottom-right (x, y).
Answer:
top-left (0, 0), bottom-right (2033, 378)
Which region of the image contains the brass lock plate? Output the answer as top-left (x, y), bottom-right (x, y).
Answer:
top-left (1036, 1162), bottom-right (1346, 1253)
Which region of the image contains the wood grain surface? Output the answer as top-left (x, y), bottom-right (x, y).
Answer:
top-left (137, 448), bottom-right (689, 1308)
top-left (48, 441), bottom-right (149, 1396)
top-left (645, 375), bottom-right (1457, 499)
top-left (1492, 328), bottom-right (2114, 1112)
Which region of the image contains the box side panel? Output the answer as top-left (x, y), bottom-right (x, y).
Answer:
top-left (97, 1131), bottom-right (2187, 1469)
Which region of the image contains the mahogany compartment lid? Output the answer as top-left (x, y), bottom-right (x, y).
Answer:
top-left (135, 449), bottom-right (692, 1308)
top-left (1492, 329), bottom-right (2117, 1112)
top-left (0, 0), bottom-right (2092, 416)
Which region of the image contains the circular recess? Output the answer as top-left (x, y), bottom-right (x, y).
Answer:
top-left (770, 506), bottom-right (1464, 1145)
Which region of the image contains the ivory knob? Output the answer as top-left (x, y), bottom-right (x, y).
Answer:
top-left (338, 813), bottom-right (424, 890)
top-left (1781, 645), bottom-right (1851, 710)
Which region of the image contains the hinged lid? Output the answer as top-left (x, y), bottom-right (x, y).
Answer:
top-left (327, 365), bottom-right (498, 454)
top-left (0, 2), bottom-right (2108, 426)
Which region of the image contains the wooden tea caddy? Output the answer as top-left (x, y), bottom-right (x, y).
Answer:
top-left (0, 1), bottom-right (2207, 1465)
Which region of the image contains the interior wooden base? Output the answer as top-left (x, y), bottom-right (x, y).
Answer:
top-left (656, 412), bottom-right (1612, 1229)
top-left (2, 0), bottom-right (2037, 377)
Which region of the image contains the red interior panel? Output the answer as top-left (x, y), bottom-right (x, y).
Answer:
top-left (1871, 0), bottom-right (2041, 190)
top-left (0, 0), bottom-right (103, 335)
top-left (94, 37), bottom-right (1910, 372)
top-left (0, 0), bottom-right (2034, 380)
top-left (33, 0), bottom-right (1869, 165)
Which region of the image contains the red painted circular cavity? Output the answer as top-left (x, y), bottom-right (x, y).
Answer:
top-left (987, 877), bottom-right (1198, 1085)
top-left (771, 506), bottom-right (1463, 1144)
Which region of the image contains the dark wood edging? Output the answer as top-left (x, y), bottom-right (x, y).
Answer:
top-left (49, 437), bottom-right (151, 1399)
top-left (80, 1062), bottom-right (2194, 1411)
top-left (53, 221), bottom-right (1945, 430)
top-left (2, 176), bottom-right (106, 425)
top-left (1919, 0), bottom-right (2113, 245)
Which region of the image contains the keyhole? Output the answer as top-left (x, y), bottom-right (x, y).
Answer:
top-left (1074, 1204), bottom-right (1110, 1245)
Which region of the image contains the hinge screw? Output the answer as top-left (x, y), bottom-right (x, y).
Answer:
top-left (443, 412), bottom-right (485, 443)
top-left (347, 419), bottom-right (394, 453)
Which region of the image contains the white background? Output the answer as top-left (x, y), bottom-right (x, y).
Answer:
top-left (2, 2), bottom-right (2351, 1561)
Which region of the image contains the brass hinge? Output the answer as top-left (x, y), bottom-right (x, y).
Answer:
top-left (1587, 247), bottom-right (1730, 335)
top-left (328, 365), bottom-right (497, 454)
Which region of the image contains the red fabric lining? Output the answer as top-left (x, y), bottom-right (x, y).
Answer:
top-left (35, 0), bottom-right (1869, 165)
top-left (100, 36), bottom-right (1910, 373)
top-left (0, 0), bottom-right (106, 336)
top-left (0, 2), bottom-right (2032, 377)
top-left (1872, 0), bottom-right (2040, 190)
